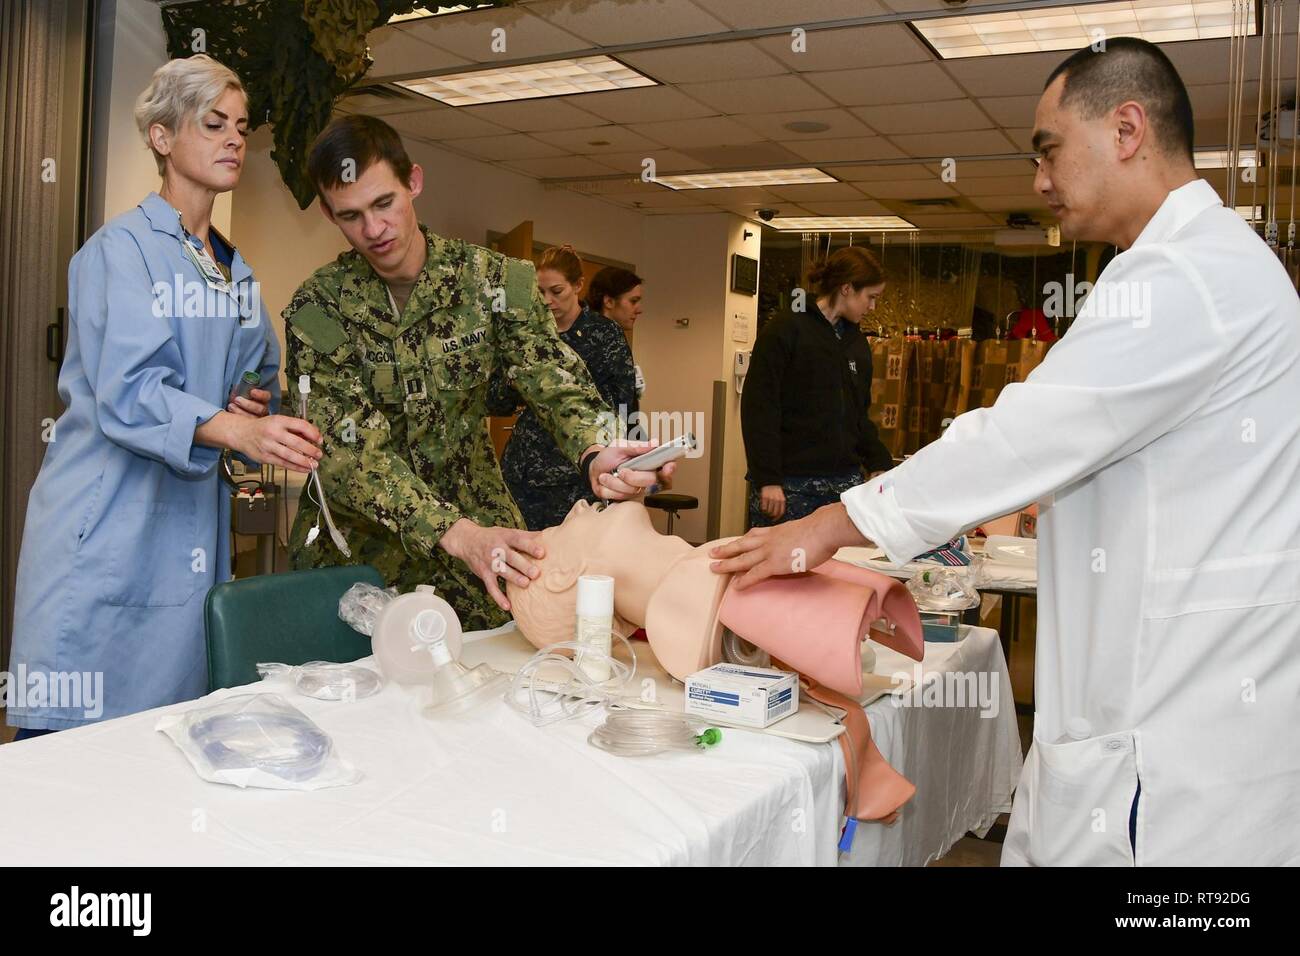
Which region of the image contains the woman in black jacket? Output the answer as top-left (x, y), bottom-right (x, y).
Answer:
top-left (741, 246), bottom-right (893, 527)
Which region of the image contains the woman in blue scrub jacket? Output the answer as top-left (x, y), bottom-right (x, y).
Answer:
top-left (5, 56), bottom-right (322, 738)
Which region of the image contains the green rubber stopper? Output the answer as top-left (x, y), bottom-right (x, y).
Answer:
top-left (696, 727), bottom-right (722, 748)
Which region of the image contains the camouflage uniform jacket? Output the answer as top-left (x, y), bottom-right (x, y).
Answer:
top-left (283, 227), bottom-right (610, 630)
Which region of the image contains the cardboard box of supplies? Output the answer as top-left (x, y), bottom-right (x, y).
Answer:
top-left (685, 663), bottom-right (798, 729)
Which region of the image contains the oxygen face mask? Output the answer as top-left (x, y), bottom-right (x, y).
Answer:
top-left (411, 609), bottom-right (509, 717)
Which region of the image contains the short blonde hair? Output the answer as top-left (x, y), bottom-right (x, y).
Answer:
top-left (134, 55), bottom-right (246, 175)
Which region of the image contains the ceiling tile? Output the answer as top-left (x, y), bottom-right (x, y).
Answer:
top-left (903, 212), bottom-right (1000, 228)
top-left (731, 107), bottom-right (874, 140)
top-left (621, 40), bottom-right (788, 84)
top-left (456, 98), bottom-right (603, 132)
top-left (1162, 38), bottom-right (1277, 86)
top-left (793, 198), bottom-right (897, 216)
top-left (806, 62), bottom-right (963, 105)
top-left (566, 85), bottom-right (718, 123)
top-left (754, 22), bottom-right (932, 71)
top-left (880, 0), bottom-right (1009, 10)
top-left (833, 162), bottom-right (936, 181)
top-left (925, 158), bottom-right (1037, 177)
top-left (765, 181), bottom-right (867, 201)
top-left (684, 186), bottom-right (793, 206)
top-left (859, 178), bottom-right (956, 200)
top-left (888, 128), bottom-right (1019, 158)
top-left (592, 149), bottom-right (702, 174)
top-left (396, 6), bottom-right (589, 63)
top-left (678, 74), bottom-right (836, 114)
top-left (677, 142), bottom-right (812, 168)
top-left (942, 51), bottom-right (1066, 99)
top-left (968, 194), bottom-right (1050, 213)
top-left (498, 155), bottom-right (624, 178)
top-left (780, 135), bottom-right (906, 162)
top-left (367, 26), bottom-right (471, 78)
top-left (336, 90), bottom-right (433, 116)
top-left (1188, 83), bottom-right (1261, 123)
top-left (977, 94), bottom-right (1041, 130)
top-left (852, 99), bottom-right (992, 135)
top-left (951, 174), bottom-right (1037, 196)
top-left (627, 115), bottom-right (767, 148)
top-left (387, 106), bottom-right (512, 140)
top-left (443, 133), bottom-right (569, 161)
top-left (524, 0), bottom-right (731, 45)
top-left (531, 124), bottom-right (669, 153)
top-left (1003, 128), bottom-right (1035, 152)
top-left (702, 0), bottom-right (890, 30)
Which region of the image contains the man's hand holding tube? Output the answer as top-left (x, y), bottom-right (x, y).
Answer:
top-left (709, 502), bottom-right (870, 589)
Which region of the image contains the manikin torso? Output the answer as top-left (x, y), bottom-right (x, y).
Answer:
top-left (506, 500), bottom-right (732, 679)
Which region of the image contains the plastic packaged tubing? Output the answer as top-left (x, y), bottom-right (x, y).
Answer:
top-left (588, 708), bottom-right (722, 757)
top-left (338, 582), bottom-right (399, 637)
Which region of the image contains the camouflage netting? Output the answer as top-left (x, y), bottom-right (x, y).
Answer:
top-left (160, 1), bottom-right (515, 208)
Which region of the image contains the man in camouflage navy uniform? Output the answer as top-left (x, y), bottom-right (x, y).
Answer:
top-left (283, 116), bottom-right (669, 630)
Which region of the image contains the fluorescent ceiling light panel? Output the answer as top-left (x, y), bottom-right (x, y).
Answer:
top-left (914, 1), bottom-right (1253, 59)
top-left (1195, 148), bottom-right (1257, 168)
top-left (389, 4), bottom-right (494, 23)
top-left (396, 56), bottom-right (656, 106)
top-left (769, 216), bottom-right (917, 231)
top-left (655, 168), bottom-right (836, 190)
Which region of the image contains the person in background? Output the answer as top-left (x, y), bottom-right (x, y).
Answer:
top-left (489, 246), bottom-right (639, 530)
top-left (6, 56), bottom-right (319, 738)
top-left (588, 266), bottom-right (646, 407)
top-left (740, 245), bottom-right (893, 528)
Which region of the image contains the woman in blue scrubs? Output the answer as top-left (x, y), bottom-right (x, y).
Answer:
top-left (6, 56), bottom-right (322, 737)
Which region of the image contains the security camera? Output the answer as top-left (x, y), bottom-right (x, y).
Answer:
top-left (756, 208), bottom-right (778, 222)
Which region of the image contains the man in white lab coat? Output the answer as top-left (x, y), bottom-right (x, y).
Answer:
top-left (712, 38), bottom-right (1300, 866)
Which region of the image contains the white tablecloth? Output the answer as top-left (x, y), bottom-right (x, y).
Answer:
top-left (0, 628), bottom-right (1020, 866)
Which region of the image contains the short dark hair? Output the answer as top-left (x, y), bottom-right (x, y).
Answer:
top-left (587, 266), bottom-right (643, 312)
top-left (1046, 37), bottom-right (1194, 162)
top-left (306, 114), bottom-right (414, 198)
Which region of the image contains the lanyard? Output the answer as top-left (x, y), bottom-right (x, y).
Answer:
top-left (180, 231), bottom-right (232, 294)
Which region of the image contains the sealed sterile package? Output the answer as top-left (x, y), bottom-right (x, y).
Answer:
top-left (256, 661), bottom-right (383, 701)
top-left (156, 694), bottom-right (362, 790)
top-left (338, 582), bottom-right (398, 636)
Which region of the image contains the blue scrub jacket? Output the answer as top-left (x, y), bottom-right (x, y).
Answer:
top-left (7, 192), bottom-right (282, 729)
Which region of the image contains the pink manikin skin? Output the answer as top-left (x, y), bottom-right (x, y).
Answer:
top-left (717, 559), bottom-right (924, 698)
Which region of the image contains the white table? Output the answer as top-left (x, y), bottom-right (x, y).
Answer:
top-left (0, 627), bottom-right (1020, 866)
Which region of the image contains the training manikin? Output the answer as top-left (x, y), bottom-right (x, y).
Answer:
top-left (507, 500), bottom-right (926, 823)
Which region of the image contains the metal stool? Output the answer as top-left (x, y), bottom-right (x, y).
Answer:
top-left (644, 492), bottom-right (698, 535)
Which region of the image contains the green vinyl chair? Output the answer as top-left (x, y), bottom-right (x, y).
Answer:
top-left (204, 565), bottom-right (386, 692)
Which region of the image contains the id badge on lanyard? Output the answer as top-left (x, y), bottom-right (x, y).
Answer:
top-left (182, 234), bottom-right (231, 294)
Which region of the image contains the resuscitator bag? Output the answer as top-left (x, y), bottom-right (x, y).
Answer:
top-left (256, 661), bottom-right (383, 701)
top-left (338, 582), bottom-right (399, 637)
top-left (155, 694), bottom-right (362, 790)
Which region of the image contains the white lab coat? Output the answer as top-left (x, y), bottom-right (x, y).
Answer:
top-left (844, 180), bottom-right (1300, 865)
